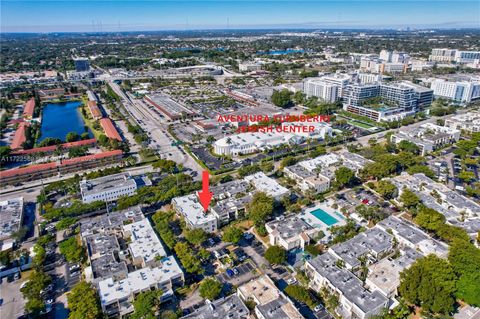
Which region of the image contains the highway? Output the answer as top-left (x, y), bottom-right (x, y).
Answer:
top-left (108, 81), bottom-right (203, 178)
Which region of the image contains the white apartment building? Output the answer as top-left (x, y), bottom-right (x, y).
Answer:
top-left (80, 173), bottom-right (151, 204)
top-left (265, 215), bottom-right (321, 250)
top-left (444, 111), bottom-right (480, 133)
top-left (239, 62), bottom-right (262, 72)
top-left (429, 48), bottom-right (457, 62)
top-left (0, 197), bottom-right (24, 249)
top-left (244, 172), bottom-right (290, 201)
top-left (122, 219), bottom-right (167, 268)
top-left (283, 164), bottom-right (331, 193)
top-left (98, 256), bottom-right (184, 317)
top-left (430, 78), bottom-right (480, 103)
top-left (390, 123), bottom-right (460, 155)
top-left (237, 275), bottom-right (303, 319)
top-left (303, 79), bottom-right (339, 102)
top-left (172, 194), bottom-right (218, 232)
top-left (355, 72), bottom-right (382, 85)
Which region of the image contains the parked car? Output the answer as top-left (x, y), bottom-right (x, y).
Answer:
top-left (314, 304), bottom-right (324, 312)
top-left (233, 268), bottom-right (239, 275)
top-left (226, 269), bottom-right (234, 277)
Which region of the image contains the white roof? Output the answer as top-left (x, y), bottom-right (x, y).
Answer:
top-left (172, 194), bottom-right (217, 226)
top-left (122, 219), bottom-right (166, 264)
top-left (98, 256), bottom-right (182, 305)
top-left (298, 153), bottom-right (340, 172)
top-left (244, 172), bottom-right (290, 198)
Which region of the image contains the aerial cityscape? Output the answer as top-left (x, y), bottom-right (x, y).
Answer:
top-left (0, 1), bottom-right (479, 319)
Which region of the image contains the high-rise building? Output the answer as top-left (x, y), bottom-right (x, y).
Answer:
top-left (303, 79), bottom-right (339, 102)
top-left (73, 57), bottom-right (90, 72)
top-left (430, 78), bottom-right (480, 103)
top-left (429, 49), bottom-right (457, 62)
top-left (343, 83), bottom-right (380, 107)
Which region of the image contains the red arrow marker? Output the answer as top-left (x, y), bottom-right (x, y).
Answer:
top-left (198, 171), bottom-right (213, 212)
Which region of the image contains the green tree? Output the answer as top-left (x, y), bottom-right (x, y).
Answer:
top-left (247, 192), bottom-right (274, 227)
top-left (399, 255), bottom-right (457, 314)
top-left (448, 239), bottom-right (480, 306)
top-left (414, 207), bottom-right (445, 232)
top-left (66, 131), bottom-right (80, 142)
top-left (376, 180), bottom-right (397, 199)
top-left (271, 89), bottom-right (293, 108)
top-left (56, 217), bottom-right (78, 230)
top-left (264, 245), bottom-right (287, 264)
top-left (284, 285), bottom-right (316, 308)
top-left (458, 171), bottom-right (476, 182)
top-left (67, 281), bottom-right (103, 319)
top-left (199, 278), bottom-right (223, 300)
top-left (184, 228), bottom-right (208, 246)
top-left (131, 289), bottom-right (163, 319)
top-left (222, 226), bottom-right (243, 244)
top-left (334, 167), bottom-right (355, 188)
top-left (407, 165), bottom-right (435, 178)
top-left (399, 188), bottom-right (420, 208)
top-left (59, 237), bottom-right (85, 263)
top-left (397, 140), bottom-right (420, 154)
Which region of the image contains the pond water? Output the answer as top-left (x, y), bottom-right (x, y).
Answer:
top-left (39, 101), bottom-right (92, 142)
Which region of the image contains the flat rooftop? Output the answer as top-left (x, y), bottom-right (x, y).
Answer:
top-left (181, 295), bottom-right (249, 319)
top-left (244, 172), bottom-right (289, 199)
top-left (307, 253), bottom-right (388, 314)
top-left (80, 206), bottom-right (144, 237)
top-left (172, 194), bottom-right (217, 226)
top-left (0, 197), bottom-right (24, 240)
top-left (123, 219), bottom-right (166, 264)
top-left (98, 256), bottom-right (183, 305)
top-left (80, 172), bottom-right (137, 197)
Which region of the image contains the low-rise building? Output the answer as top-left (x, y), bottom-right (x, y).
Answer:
top-left (284, 164), bottom-right (330, 193)
top-left (144, 94), bottom-right (195, 121)
top-left (376, 215), bottom-right (449, 258)
top-left (265, 215), bottom-right (321, 250)
top-left (98, 256), bottom-right (184, 317)
top-left (390, 123), bottom-right (460, 155)
top-left (0, 197), bottom-right (24, 250)
top-left (444, 111), bottom-right (480, 133)
top-left (80, 172), bottom-right (150, 203)
top-left (181, 295), bottom-right (250, 319)
top-left (365, 247), bottom-right (422, 298)
top-left (237, 275), bottom-right (303, 319)
top-left (305, 252), bottom-right (388, 319)
top-left (244, 172), bottom-right (290, 201)
top-left (172, 194), bottom-right (217, 232)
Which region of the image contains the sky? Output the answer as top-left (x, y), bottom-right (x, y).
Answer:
top-left (1, 0), bottom-right (479, 33)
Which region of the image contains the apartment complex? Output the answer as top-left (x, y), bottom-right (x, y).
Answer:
top-left (0, 197), bottom-right (24, 250)
top-left (429, 48), bottom-right (480, 63)
top-left (80, 207), bottom-right (184, 317)
top-left (244, 172), bottom-right (290, 201)
top-left (444, 111), bottom-right (480, 133)
top-left (181, 295), bottom-right (250, 319)
top-left (303, 73), bottom-right (351, 102)
top-left (388, 173), bottom-right (480, 239)
top-left (266, 215), bottom-right (321, 250)
top-left (390, 123), bottom-right (460, 155)
top-left (430, 78), bottom-right (480, 103)
top-left (237, 275), bottom-right (303, 319)
top-left (343, 82), bottom-right (422, 122)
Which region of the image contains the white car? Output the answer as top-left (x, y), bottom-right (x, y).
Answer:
top-left (314, 305), bottom-right (324, 312)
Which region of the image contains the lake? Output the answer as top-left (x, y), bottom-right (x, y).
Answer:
top-left (257, 49), bottom-right (306, 55)
top-left (39, 101), bottom-right (92, 142)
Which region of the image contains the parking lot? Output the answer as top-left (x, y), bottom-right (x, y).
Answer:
top-left (216, 261), bottom-right (257, 286)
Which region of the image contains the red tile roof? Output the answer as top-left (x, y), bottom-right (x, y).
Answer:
top-left (0, 162), bottom-right (57, 179)
top-left (11, 122), bottom-right (29, 150)
top-left (12, 139), bottom-right (96, 156)
top-left (1, 150), bottom-right (122, 179)
top-left (60, 149), bottom-right (123, 166)
top-left (87, 101), bottom-right (102, 119)
top-left (23, 98), bottom-right (35, 118)
top-left (100, 118), bottom-right (122, 141)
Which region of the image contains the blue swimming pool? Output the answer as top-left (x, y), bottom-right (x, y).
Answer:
top-left (310, 208), bottom-right (339, 226)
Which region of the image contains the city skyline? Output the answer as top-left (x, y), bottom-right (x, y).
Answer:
top-left (1, 0), bottom-right (479, 33)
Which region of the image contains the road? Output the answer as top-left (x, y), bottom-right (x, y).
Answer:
top-left (108, 81), bottom-right (202, 177)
